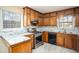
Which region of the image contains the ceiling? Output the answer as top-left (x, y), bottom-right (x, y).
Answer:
top-left (28, 6), bottom-right (76, 13)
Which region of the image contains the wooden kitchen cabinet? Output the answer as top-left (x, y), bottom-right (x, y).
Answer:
top-left (75, 13), bottom-right (79, 27)
top-left (56, 33), bottom-right (77, 50)
top-left (23, 7), bottom-right (42, 26)
top-left (37, 14), bottom-right (44, 26)
top-left (9, 39), bottom-right (32, 53)
top-left (57, 11), bottom-right (65, 19)
top-left (76, 35), bottom-right (79, 52)
top-left (31, 10), bottom-right (35, 20)
top-left (64, 9), bottom-right (74, 15)
top-left (43, 14), bottom-right (50, 26)
top-left (64, 34), bottom-right (74, 49)
top-left (64, 34), bottom-right (77, 50)
top-left (27, 14), bottom-right (31, 26)
top-left (56, 33), bottom-right (65, 47)
top-left (43, 17), bottom-right (50, 26)
top-left (50, 16), bottom-right (57, 26)
top-left (75, 7), bottom-right (79, 27)
top-left (23, 7), bottom-right (31, 26)
top-left (42, 31), bottom-right (48, 43)
top-left (34, 11), bottom-right (39, 19)
top-left (38, 19), bottom-right (44, 26)
top-left (75, 7), bottom-right (79, 13)
top-left (24, 34), bottom-right (35, 49)
top-left (50, 12), bottom-right (57, 17)
top-left (77, 39), bottom-right (79, 52)
top-left (23, 8), bottom-right (28, 27)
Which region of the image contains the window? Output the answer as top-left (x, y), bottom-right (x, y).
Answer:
top-left (58, 15), bottom-right (74, 29)
top-left (2, 10), bottom-right (21, 28)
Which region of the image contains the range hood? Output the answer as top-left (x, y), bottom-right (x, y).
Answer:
top-left (30, 19), bottom-right (38, 26)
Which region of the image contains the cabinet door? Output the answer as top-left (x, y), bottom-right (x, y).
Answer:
top-left (56, 33), bottom-right (64, 47)
top-left (26, 8), bottom-right (31, 26)
top-left (31, 10), bottom-right (35, 21)
top-left (23, 8), bottom-right (28, 27)
top-left (65, 9), bottom-right (74, 15)
top-left (38, 19), bottom-right (44, 26)
top-left (75, 7), bottom-right (79, 13)
top-left (38, 14), bottom-right (44, 26)
top-left (57, 11), bottom-right (65, 19)
top-left (50, 12), bottom-right (57, 17)
top-left (42, 31), bottom-right (48, 43)
top-left (50, 16), bottom-right (57, 26)
top-left (27, 8), bottom-right (31, 14)
top-left (77, 39), bottom-right (79, 52)
top-left (64, 35), bottom-right (73, 49)
top-left (75, 13), bottom-right (79, 27)
top-left (34, 11), bottom-right (39, 19)
top-left (10, 40), bottom-right (32, 53)
top-left (24, 34), bottom-right (35, 49)
top-left (27, 14), bottom-right (31, 26)
top-left (44, 17), bottom-right (50, 26)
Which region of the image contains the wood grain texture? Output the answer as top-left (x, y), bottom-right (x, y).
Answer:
top-left (56, 33), bottom-right (65, 47)
top-left (9, 39), bottom-right (32, 53)
top-left (42, 31), bottom-right (48, 43)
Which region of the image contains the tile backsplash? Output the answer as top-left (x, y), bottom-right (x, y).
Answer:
top-left (36, 26), bottom-right (79, 35)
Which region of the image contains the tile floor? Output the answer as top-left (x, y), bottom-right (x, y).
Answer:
top-left (32, 43), bottom-right (77, 53)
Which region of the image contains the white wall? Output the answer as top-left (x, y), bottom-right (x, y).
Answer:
top-left (0, 6), bottom-right (23, 31)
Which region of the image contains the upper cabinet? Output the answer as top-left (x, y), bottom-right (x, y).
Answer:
top-left (75, 7), bottom-right (79, 27)
top-left (43, 14), bottom-right (50, 26)
top-left (64, 9), bottom-right (74, 15)
top-left (43, 13), bottom-right (57, 26)
top-left (23, 7), bottom-right (43, 27)
top-left (31, 10), bottom-right (35, 20)
top-left (50, 12), bottom-right (57, 26)
top-left (57, 11), bottom-right (65, 20)
top-left (23, 8), bottom-right (28, 27)
top-left (23, 7), bottom-right (79, 27)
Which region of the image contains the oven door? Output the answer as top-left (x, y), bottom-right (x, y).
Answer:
top-left (35, 33), bottom-right (43, 48)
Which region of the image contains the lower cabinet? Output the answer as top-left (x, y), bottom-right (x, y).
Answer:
top-left (56, 33), bottom-right (64, 47)
top-left (64, 35), bottom-right (73, 49)
top-left (42, 31), bottom-right (48, 43)
top-left (76, 36), bottom-right (79, 52)
top-left (9, 39), bottom-right (32, 53)
top-left (24, 34), bottom-right (35, 49)
top-left (57, 33), bottom-right (77, 50)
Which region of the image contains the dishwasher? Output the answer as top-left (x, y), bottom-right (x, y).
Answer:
top-left (48, 32), bottom-right (56, 45)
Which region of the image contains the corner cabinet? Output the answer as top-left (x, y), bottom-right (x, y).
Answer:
top-left (23, 7), bottom-right (43, 27)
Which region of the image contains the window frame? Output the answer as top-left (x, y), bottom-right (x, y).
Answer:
top-left (2, 9), bottom-right (21, 29)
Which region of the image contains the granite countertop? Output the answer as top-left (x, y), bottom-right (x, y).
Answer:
top-left (0, 32), bottom-right (34, 45)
